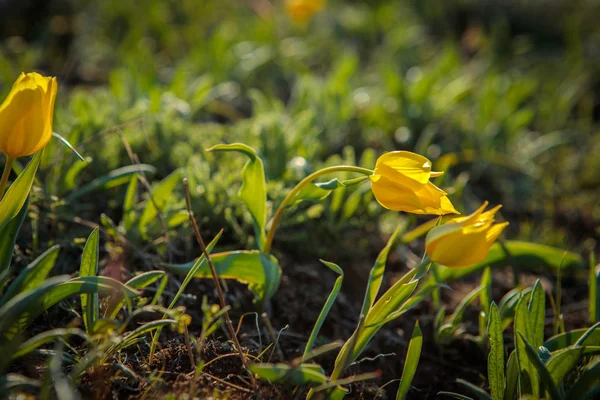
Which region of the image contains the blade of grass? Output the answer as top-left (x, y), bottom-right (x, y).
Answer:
top-left (487, 303), bottom-right (505, 400)
top-left (79, 227), bottom-right (100, 334)
top-left (396, 321), bottom-right (423, 400)
top-left (302, 260), bottom-right (343, 361)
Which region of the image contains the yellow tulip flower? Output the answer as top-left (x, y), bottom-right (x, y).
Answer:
top-left (425, 202), bottom-right (509, 268)
top-left (0, 72), bottom-right (57, 158)
top-left (285, 0), bottom-right (325, 23)
top-left (369, 151), bottom-right (458, 215)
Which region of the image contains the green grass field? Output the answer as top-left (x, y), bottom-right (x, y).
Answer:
top-left (0, 1), bottom-right (599, 399)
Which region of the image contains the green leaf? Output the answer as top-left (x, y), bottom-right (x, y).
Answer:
top-left (504, 350), bottom-right (519, 400)
top-left (0, 245), bottom-right (60, 306)
top-left (52, 132), bottom-right (85, 161)
top-left (164, 250), bottom-right (281, 305)
top-left (303, 260), bottom-right (343, 359)
top-left (488, 303), bottom-right (505, 400)
top-left (438, 392), bottom-right (474, 400)
top-left (249, 363), bottom-right (328, 386)
top-left (544, 327), bottom-right (600, 351)
top-left (0, 196), bottom-right (29, 277)
top-left (63, 157), bottom-right (91, 192)
top-left (589, 252), bottom-right (599, 324)
top-left (498, 289), bottom-right (521, 330)
top-left (361, 224), bottom-right (403, 317)
top-left (546, 347), bottom-right (584, 386)
top-left (80, 228), bottom-right (100, 334)
top-left (516, 332), bottom-right (562, 400)
top-left (0, 152), bottom-right (41, 231)
top-left (105, 271), bottom-right (166, 320)
top-left (64, 164), bottom-right (156, 202)
top-left (0, 276), bottom-right (139, 339)
top-left (567, 359), bottom-right (600, 400)
top-left (149, 231), bottom-right (222, 362)
top-left (449, 285), bottom-right (487, 330)
top-left (207, 143), bottom-right (257, 159)
top-left (480, 267), bottom-right (493, 340)
top-left (397, 321), bottom-right (423, 400)
top-left (123, 175), bottom-right (138, 231)
top-left (434, 241), bottom-right (584, 283)
top-left (12, 328), bottom-right (88, 360)
top-left (337, 279), bottom-right (419, 371)
top-left (138, 169), bottom-right (182, 234)
top-left (294, 177), bottom-right (368, 204)
top-left (456, 379), bottom-right (493, 400)
top-left (208, 143), bottom-right (267, 249)
top-left (0, 276), bottom-right (70, 338)
top-left (514, 282), bottom-right (545, 398)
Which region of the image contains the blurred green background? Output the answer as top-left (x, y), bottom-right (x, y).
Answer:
top-left (1, 0), bottom-right (599, 268)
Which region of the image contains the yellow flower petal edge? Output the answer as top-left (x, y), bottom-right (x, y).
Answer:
top-left (369, 151), bottom-right (458, 215)
top-left (425, 201), bottom-right (509, 268)
top-left (0, 72), bottom-right (57, 158)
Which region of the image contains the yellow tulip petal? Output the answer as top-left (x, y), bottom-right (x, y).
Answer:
top-left (453, 201), bottom-right (489, 225)
top-left (375, 151), bottom-right (433, 185)
top-left (485, 222), bottom-right (509, 243)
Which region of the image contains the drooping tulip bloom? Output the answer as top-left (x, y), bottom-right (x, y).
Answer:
top-left (425, 202), bottom-right (509, 268)
top-left (285, 0), bottom-right (325, 23)
top-left (369, 151), bottom-right (458, 215)
top-left (0, 72), bottom-right (57, 158)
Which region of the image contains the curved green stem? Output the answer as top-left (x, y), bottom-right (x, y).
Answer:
top-left (0, 156), bottom-right (15, 200)
top-left (264, 165), bottom-right (373, 253)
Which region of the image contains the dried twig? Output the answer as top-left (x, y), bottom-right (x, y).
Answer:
top-left (183, 178), bottom-right (256, 388)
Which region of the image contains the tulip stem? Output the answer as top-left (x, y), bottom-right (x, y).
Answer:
top-left (264, 165), bottom-right (373, 253)
top-left (0, 156), bottom-right (15, 200)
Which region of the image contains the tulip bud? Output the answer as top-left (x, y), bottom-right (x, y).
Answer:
top-left (0, 72), bottom-right (57, 158)
top-left (369, 151), bottom-right (458, 215)
top-left (425, 202), bottom-right (509, 268)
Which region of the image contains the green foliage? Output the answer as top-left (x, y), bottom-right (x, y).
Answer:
top-left (164, 249), bottom-right (281, 306)
top-left (452, 284), bottom-right (600, 400)
top-left (208, 143), bottom-right (268, 250)
top-left (303, 260), bottom-right (343, 360)
top-left (487, 303), bottom-right (505, 400)
top-left (396, 321), bottom-right (423, 400)
top-left (0, 152), bottom-right (40, 231)
top-left (514, 281), bottom-right (545, 398)
top-left (79, 228), bottom-right (100, 334)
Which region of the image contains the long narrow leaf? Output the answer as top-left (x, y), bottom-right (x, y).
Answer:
top-left (0, 245), bottom-right (60, 306)
top-left (65, 164), bottom-right (156, 202)
top-left (361, 225), bottom-right (403, 317)
top-left (396, 321), bottom-right (423, 400)
top-left (0, 152), bottom-right (41, 231)
top-left (517, 332), bottom-right (562, 400)
top-left (0, 196), bottom-right (29, 276)
top-left (12, 328), bottom-right (88, 360)
top-left (487, 303), bottom-right (505, 400)
top-left (303, 260), bottom-right (343, 359)
top-left (80, 227), bottom-right (100, 334)
top-left (504, 350), bottom-right (519, 400)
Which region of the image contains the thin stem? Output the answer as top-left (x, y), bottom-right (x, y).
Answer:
top-left (264, 165), bottom-right (373, 253)
top-left (0, 156), bottom-right (15, 200)
top-left (183, 178), bottom-right (257, 388)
